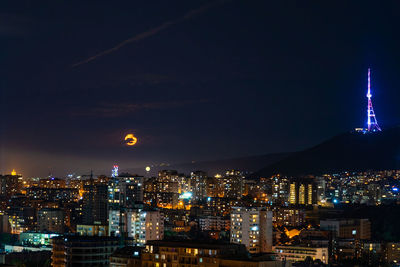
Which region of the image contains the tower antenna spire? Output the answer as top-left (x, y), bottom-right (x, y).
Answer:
top-left (366, 68), bottom-right (381, 132)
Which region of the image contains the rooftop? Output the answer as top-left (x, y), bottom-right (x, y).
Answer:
top-left (111, 246), bottom-right (142, 258)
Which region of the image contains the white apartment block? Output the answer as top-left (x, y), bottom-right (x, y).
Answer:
top-left (109, 209), bottom-right (163, 245)
top-left (230, 207), bottom-right (273, 253)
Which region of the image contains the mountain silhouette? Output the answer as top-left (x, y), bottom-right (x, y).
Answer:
top-left (252, 127), bottom-right (400, 178)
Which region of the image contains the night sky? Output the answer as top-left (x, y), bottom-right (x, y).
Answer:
top-left (1, 0), bottom-right (400, 177)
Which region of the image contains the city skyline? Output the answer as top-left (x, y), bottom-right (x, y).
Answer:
top-left (3, 1), bottom-right (400, 266)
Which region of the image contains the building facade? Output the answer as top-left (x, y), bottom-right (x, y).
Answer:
top-left (230, 207), bottom-right (273, 253)
top-left (109, 209), bottom-right (164, 245)
top-left (288, 178), bottom-right (316, 205)
top-left (37, 208), bottom-right (64, 233)
top-left (273, 245), bottom-right (328, 264)
top-left (320, 218), bottom-right (371, 240)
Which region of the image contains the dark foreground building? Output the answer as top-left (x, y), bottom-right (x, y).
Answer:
top-left (51, 235), bottom-right (132, 267)
top-left (110, 240), bottom-right (286, 267)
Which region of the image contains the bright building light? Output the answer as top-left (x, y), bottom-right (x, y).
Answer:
top-left (179, 192), bottom-right (193, 199)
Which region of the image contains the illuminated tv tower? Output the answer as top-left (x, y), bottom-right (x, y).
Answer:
top-left (366, 68), bottom-right (381, 132)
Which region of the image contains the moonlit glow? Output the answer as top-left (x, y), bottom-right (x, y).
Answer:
top-left (124, 134), bottom-right (138, 146)
top-left (145, 166), bottom-right (151, 172)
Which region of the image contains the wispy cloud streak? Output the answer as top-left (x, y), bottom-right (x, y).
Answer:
top-left (72, 1), bottom-right (227, 68)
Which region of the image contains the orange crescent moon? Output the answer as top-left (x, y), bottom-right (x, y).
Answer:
top-left (124, 134), bottom-right (137, 146)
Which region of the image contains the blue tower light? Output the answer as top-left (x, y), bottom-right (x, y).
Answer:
top-left (111, 165), bottom-right (119, 178)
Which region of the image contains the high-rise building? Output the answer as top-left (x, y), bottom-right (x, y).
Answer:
top-left (144, 172), bottom-right (184, 208)
top-left (109, 208), bottom-right (164, 245)
top-left (190, 171), bottom-right (208, 200)
top-left (0, 173), bottom-right (23, 198)
top-left (157, 170), bottom-right (180, 193)
top-left (271, 176), bottom-right (289, 205)
top-left (108, 209), bottom-right (123, 236)
top-left (120, 174), bottom-right (144, 205)
top-left (108, 174), bottom-right (144, 210)
top-left (230, 207), bottom-right (273, 253)
top-left (316, 176), bottom-right (327, 204)
top-left (289, 182), bottom-right (296, 204)
top-left (222, 170), bottom-right (244, 199)
top-left (288, 178), bottom-right (316, 205)
top-left (6, 207), bottom-right (34, 234)
top-left (38, 208), bottom-right (64, 233)
top-left (93, 184), bottom-right (108, 224)
top-left (82, 177), bottom-right (108, 225)
top-left (126, 210), bottom-right (164, 245)
top-left (206, 176), bottom-right (222, 197)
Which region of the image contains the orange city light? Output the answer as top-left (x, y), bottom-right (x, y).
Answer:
top-left (124, 134), bottom-right (138, 146)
